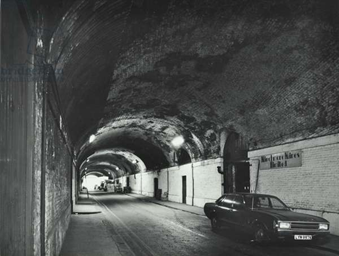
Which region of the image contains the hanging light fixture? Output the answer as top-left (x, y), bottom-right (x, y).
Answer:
top-left (89, 134), bottom-right (96, 143)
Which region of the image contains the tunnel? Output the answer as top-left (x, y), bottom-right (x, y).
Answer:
top-left (1, 0), bottom-right (339, 255)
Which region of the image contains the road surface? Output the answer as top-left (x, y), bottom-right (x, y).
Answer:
top-left (92, 193), bottom-right (337, 256)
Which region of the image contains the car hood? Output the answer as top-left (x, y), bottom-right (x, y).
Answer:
top-left (253, 209), bottom-right (328, 222)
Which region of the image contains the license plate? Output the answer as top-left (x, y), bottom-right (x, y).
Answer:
top-left (294, 235), bottom-right (312, 240)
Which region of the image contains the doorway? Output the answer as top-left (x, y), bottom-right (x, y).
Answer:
top-left (154, 178), bottom-right (158, 198)
top-left (235, 163), bottom-right (250, 192)
top-left (223, 133), bottom-right (250, 193)
top-left (182, 176), bottom-right (187, 204)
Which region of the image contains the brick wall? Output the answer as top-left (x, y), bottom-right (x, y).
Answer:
top-left (193, 160), bottom-right (224, 207)
top-left (249, 134), bottom-right (339, 235)
top-left (128, 173), bottom-right (141, 194)
top-left (1, 2), bottom-right (41, 255)
top-left (43, 107), bottom-right (72, 256)
top-left (0, 2), bottom-right (72, 254)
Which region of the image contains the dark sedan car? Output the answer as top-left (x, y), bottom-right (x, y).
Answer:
top-left (204, 193), bottom-right (330, 243)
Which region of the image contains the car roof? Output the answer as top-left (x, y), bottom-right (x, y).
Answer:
top-left (222, 193), bottom-right (278, 197)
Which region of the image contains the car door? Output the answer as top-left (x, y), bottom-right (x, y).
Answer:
top-left (230, 195), bottom-right (250, 228)
top-left (217, 195), bottom-right (234, 226)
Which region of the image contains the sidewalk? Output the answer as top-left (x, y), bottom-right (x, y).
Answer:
top-left (72, 191), bottom-right (101, 214)
top-left (60, 192), bottom-right (121, 256)
top-left (127, 193), bottom-right (339, 255)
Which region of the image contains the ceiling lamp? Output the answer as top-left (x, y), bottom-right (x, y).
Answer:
top-left (171, 135), bottom-right (185, 148)
top-left (89, 134), bottom-right (96, 143)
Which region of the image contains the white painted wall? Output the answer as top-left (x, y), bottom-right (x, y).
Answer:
top-left (117, 158), bottom-right (224, 208)
top-left (249, 134), bottom-right (339, 235)
top-left (115, 134), bottom-right (339, 236)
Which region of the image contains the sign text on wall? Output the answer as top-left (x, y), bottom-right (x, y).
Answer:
top-left (259, 150), bottom-right (302, 170)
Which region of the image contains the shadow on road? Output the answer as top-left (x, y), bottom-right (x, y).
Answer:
top-left (213, 227), bottom-right (317, 249)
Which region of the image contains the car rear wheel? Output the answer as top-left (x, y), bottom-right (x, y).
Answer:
top-left (211, 217), bottom-right (220, 232)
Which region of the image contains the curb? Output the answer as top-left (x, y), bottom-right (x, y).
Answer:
top-left (73, 194), bottom-right (102, 214)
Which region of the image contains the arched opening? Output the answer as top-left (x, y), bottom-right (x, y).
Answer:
top-left (223, 132), bottom-right (250, 193)
top-left (177, 148), bottom-right (191, 165)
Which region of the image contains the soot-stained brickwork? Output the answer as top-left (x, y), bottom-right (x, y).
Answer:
top-left (107, 0), bottom-right (339, 150)
top-left (47, 0), bottom-right (339, 169)
top-left (44, 105), bottom-right (72, 256)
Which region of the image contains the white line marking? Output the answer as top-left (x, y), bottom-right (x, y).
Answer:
top-left (96, 199), bottom-right (160, 256)
top-left (93, 200), bottom-right (137, 256)
top-left (163, 219), bottom-right (207, 238)
top-left (103, 195), bottom-right (207, 239)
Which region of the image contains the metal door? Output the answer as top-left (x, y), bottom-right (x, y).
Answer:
top-left (154, 178), bottom-right (158, 198)
top-left (182, 176), bottom-right (187, 204)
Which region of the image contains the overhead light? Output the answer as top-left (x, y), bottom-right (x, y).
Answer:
top-left (115, 167), bottom-right (119, 171)
top-left (132, 159), bottom-right (139, 164)
top-left (171, 136), bottom-right (185, 148)
top-left (89, 135), bottom-right (96, 143)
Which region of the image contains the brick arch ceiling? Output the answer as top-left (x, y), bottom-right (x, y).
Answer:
top-left (48, 0), bottom-right (339, 169)
top-left (79, 149), bottom-right (147, 178)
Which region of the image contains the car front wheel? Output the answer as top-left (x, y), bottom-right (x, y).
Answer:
top-left (253, 224), bottom-right (267, 244)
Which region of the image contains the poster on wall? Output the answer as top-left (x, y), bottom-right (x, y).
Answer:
top-left (260, 150), bottom-right (302, 170)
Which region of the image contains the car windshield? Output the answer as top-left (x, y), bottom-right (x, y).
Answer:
top-left (244, 195), bottom-right (289, 210)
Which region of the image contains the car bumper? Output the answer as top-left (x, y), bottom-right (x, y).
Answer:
top-left (269, 230), bottom-right (330, 242)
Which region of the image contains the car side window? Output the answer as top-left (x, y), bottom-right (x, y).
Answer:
top-left (257, 197), bottom-right (270, 208)
top-left (226, 195), bottom-right (235, 201)
top-left (233, 195), bottom-right (244, 204)
top-left (270, 197), bottom-right (288, 210)
top-left (233, 195), bottom-right (246, 210)
top-left (244, 196), bottom-right (253, 208)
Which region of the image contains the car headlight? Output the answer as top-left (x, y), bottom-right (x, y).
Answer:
top-left (319, 223), bottom-right (329, 230)
top-left (279, 222), bottom-right (291, 229)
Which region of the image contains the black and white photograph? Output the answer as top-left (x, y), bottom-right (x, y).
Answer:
top-left (1, 0), bottom-right (339, 255)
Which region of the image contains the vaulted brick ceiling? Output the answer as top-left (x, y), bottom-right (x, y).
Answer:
top-left (46, 0), bottom-right (339, 175)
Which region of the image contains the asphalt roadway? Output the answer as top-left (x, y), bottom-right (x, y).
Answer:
top-left (88, 193), bottom-right (338, 256)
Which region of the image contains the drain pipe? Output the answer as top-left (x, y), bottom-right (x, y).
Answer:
top-left (191, 163), bottom-right (194, 206)
top-left (167, 169), bottom-right (169, 200)
top-left (40, 65), bottom-right (47, 256)
top-left (253, 159), bottom-right (260, 193)
top-left (140, 170), bottom-right (143, 195)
